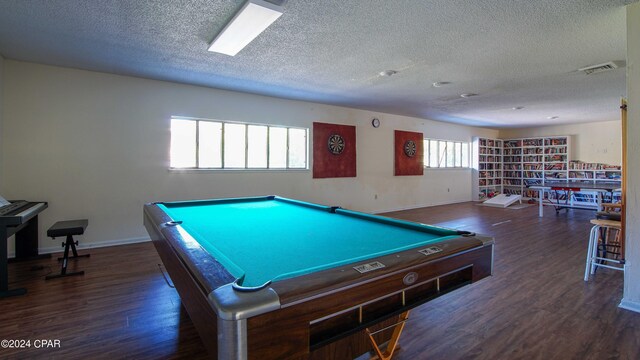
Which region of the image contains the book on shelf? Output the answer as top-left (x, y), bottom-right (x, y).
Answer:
top-left (544, 163), bottom-right (566, 170)
top-left (544, 147), bottom-right (567, 154)
top-left (569, 160), bottom-right (621, 171)
top-left (545, 154), bottom-right (566, 162)
top-left (544, 138), bottom-right (568, 146)
top-left (523, 164), bottom-right (543, 170)
top-left (605, 172), bottom-right (621, 180)
top-left (522, 139), bottom-right (543, 146)
top-left (569, 171), bottom-right (588, 179)
top-left (523, 148), bottom-right (542, 154)
top-left (545, 173), bottom-right (567, 179)
top-left (523, 155), bottom-right (543, 162)
top-left (524, 171), bottom-right (543, 178)
top-left (504, 140), bottom-right (522, 147)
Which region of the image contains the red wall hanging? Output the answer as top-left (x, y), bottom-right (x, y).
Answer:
top-left (394, 130), bottom-right (424, 176)
top-left (313, 122), bottom-right (357, 178)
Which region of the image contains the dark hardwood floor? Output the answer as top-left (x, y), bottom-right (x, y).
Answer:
top-left (1, 202), bottom-right (638, 359)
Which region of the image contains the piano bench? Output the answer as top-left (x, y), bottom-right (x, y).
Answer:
top-left (46, 219), bottom-right (90, 280)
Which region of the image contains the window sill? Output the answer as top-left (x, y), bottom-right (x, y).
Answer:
top-left (424, 167), bottom-right (471, 171)
top-left (168, 168), bottom-right (310, 173)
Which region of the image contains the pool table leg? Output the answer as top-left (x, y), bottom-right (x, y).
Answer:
top-left (217, 317), bottom-right (248, 360)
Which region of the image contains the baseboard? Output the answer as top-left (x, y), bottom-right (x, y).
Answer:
top-left (8, 200), bottom-right (469, 256)
top-left (374, 200), bottom-right (471, 214)
top-left (9, 236), bottom-right (151, 257)
top-left (619, 298), bottom-right (640, 314)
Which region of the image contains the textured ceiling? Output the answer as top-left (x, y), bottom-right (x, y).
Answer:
top-left (0, 0), bottom-right (634, 128)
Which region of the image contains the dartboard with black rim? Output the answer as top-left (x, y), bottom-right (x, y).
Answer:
top-left (328, 134), bottom-right (345, 155)
top-left (404, 140), bottom-right (417, 157)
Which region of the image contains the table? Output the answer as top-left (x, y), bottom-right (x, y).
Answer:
top-left (143, 196), bottom-right (493, 360)
top-left (528, 181), bottom-right (621, 217)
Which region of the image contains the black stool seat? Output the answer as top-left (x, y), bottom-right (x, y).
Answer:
top-left (47, 219), bottom-right (88, 238)
top-left (46, 219), bottom-right (89, 280)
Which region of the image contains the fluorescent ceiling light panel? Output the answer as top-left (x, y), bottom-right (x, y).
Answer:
top-left (208, 0), bottom-right (283, 56)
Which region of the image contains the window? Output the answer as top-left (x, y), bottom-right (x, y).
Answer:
top-left (170, 118), bottom-right (308, 169)
top-left (423, 139), bottom-right (469, 168)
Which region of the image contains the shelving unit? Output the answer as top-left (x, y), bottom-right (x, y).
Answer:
top-left (567, 161), bottom-right (622, 206)
top-left (568, 161), bottom-right (622, 182)
top-left (503, 139), bottom-right (524, 198)
top-left (473, 135), bottom-right (621, 207)
top-left (472, 137), bottom-right (503, 201)
top-left (501, 136), bottom-right (570, 199)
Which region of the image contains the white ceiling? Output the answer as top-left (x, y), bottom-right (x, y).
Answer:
top-left (0, 0), bottom-right (634, 128)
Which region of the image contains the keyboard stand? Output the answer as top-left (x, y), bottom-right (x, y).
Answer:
top-left (0, 201), bottom-right (49, 298)
top-left (0, 287), bottom-right (27, 298)
top-left (0, 226), bottom-right (28, 298)
top-left (5, 215), bottom-right (51, 263)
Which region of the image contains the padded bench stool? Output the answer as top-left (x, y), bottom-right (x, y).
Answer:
top-left (46, 219), bottom-right (89, 280)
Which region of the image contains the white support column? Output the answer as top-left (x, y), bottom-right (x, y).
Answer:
top-left (621, 2), bottom-right (640, 313)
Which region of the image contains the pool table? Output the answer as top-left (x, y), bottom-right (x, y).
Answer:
top-left (143, 196), bottom-right (493, 360)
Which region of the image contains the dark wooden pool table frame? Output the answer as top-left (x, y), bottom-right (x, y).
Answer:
top-left (143, 197), bottom-right (494, 360)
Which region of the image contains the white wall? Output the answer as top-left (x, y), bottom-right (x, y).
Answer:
top-left (1, 61), bottom-right (497, 251)
top-left (499, 121), bottom-right (622, 165)
top-left (621, 2), bottom-right (640, 313)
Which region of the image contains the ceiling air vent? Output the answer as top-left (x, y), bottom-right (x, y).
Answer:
top-left (578, 61), bottom-right (619, 75)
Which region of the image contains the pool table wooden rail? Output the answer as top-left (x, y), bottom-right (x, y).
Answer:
top-left (144, 206), bottom-right (223, 356)
top-left (270, 235), bottom-right (491, 305)
top-left (145, 203), bottom-right (235, 292)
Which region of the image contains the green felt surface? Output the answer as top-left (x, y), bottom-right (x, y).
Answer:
top-left (160, 197), bottom-right (459, 287)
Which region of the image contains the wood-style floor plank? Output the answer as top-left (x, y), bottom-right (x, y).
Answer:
top-left (1, 202), bottom-right (638, 359)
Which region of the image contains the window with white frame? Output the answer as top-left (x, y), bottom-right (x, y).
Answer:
top-left (423, 139), bottom-right (469, 168)
top-left (170, 117), bottom-right (308, 169)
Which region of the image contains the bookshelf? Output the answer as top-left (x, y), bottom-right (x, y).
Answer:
top-left (501, 136), bottom-right (570, 199)
top-left (503, 139), bottom-right (524, 198)
top-left (472, 135), bottom-right (621, 206)
top-left (567, 161), bottom-right (622, 206)
top-left (472, 137), bottom-right (503, 201)
top-left (568, 161), bottom-right (622, 182)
